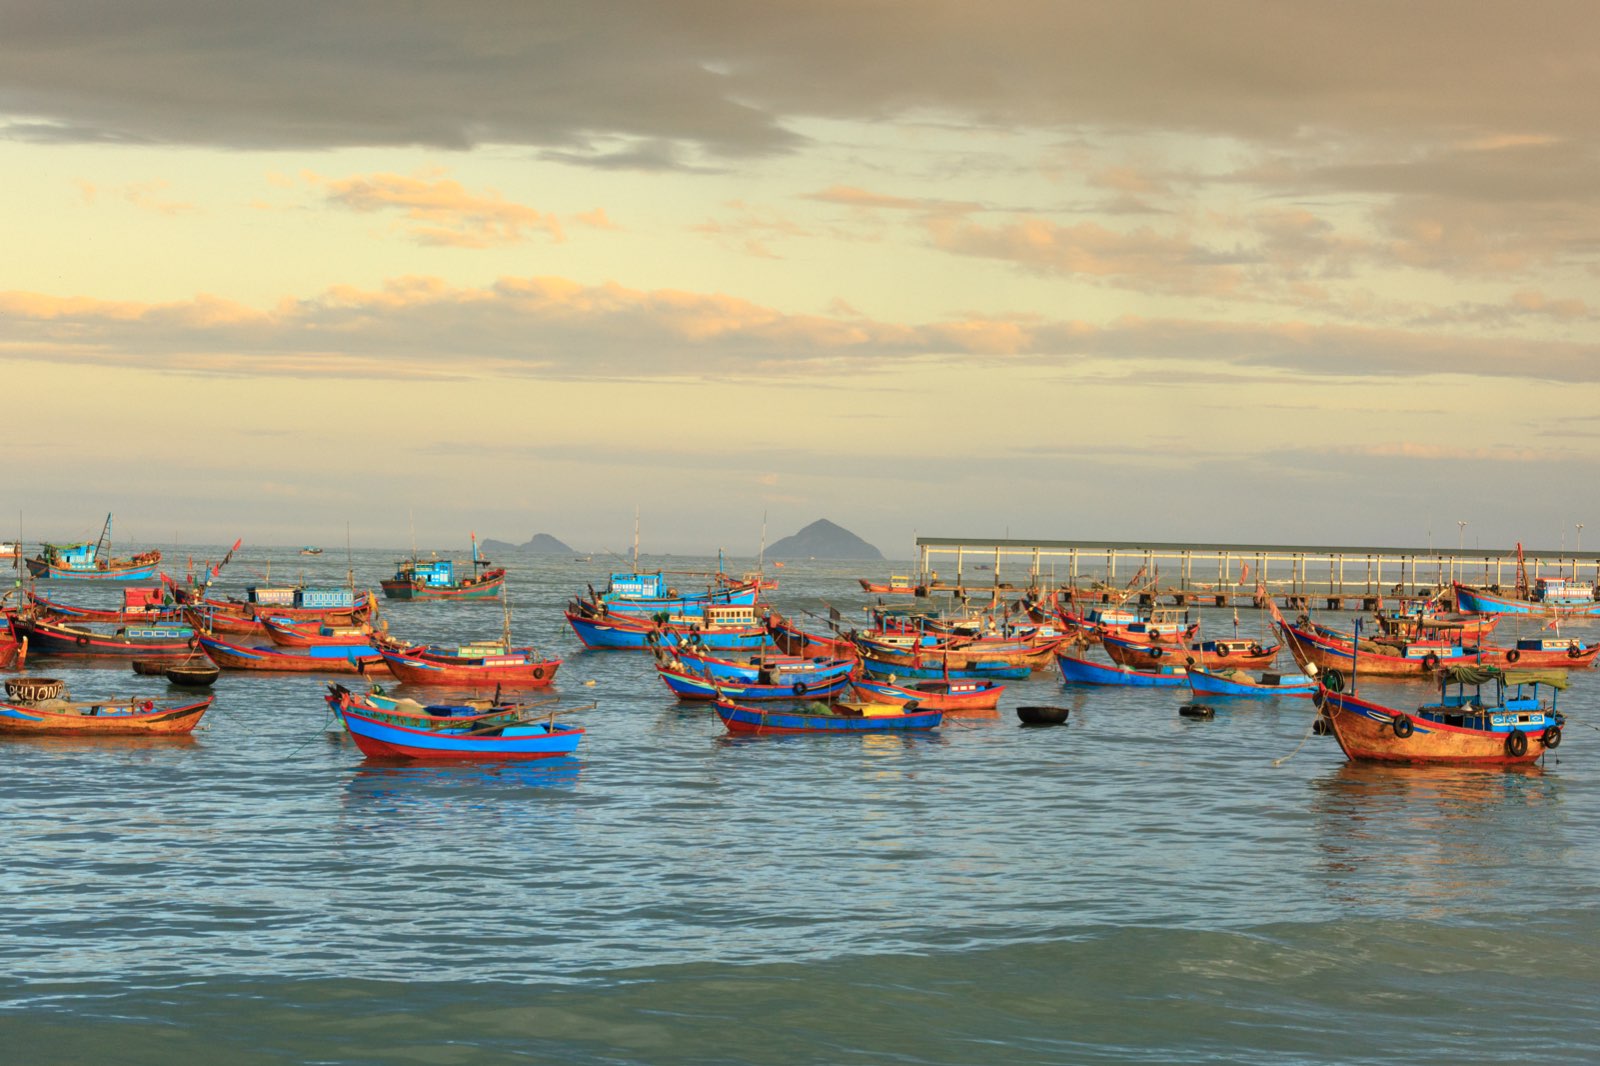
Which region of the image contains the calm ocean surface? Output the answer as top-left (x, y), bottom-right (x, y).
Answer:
top-left (3, 549), bottom-right (1599, 1064)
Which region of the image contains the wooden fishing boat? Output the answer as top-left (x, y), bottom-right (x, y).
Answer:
top-left (1313, 664), bottom-right (1565, 765)
top-left (197, 633), bottom-right (385, 674)
top-left (655, 661), bottom-right (852, 701)
top-left (260, 615), bottom-right (377, 648)
top-left (667, 646), bottom-right (855, 686)
top-left (1100, 631), bottom-right (1280, 671)
top-left (1453, 579), bottom-right (1600, 617)
top-left (1056, 649), bottom-right (1190, 687)
top-left (380, 535), bottom-right (506, 601)
top-left (1186, 666), bottom-right (1316, 698)
top-left (377, 643), bottom-right (561, 687)
top-left (24, 515), bottom-right (161, 581)
top-left (299, 546), bottom-right (323, 555)
top-left (850, 675), bottom-right (1004, 712)
top-left (585, 571), bottom-right (761, 616)
top-left (713, 697), bottom-right (941, 734)
top-left (329, 686), bottom-right (583, 760)
top-left (131, 657), bottom-right (192, 675)
top-left (10, 615), bottom-right (198, 659)
top-left (0, 636), bottom-right (25, 670)
top-left (858, 657), bottom-right (1028, 681)
top-left (0, 677), bottom-right (211, 735)
top-left (858, 575), bottom-right (921, 595)
top-left (26, 587), bottom-right (182, 624)
top-left (1275, 616), bottom-right (1478, 678)
top-left (1480, 636), bottom-right (1598, 670)
top-left (564, 600), bottom-right (774, 651)
top-left (188, 585), bottom-right (371, 636)
top-left (764, 611), bottom-right (859, 661)
top-left (854, 632), bottom-right (1063, 670)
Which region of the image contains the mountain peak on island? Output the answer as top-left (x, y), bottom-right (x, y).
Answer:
top-left (480, 532), bottom-right (575, 554)
top-left (766, 519), bottom-right (883, 560)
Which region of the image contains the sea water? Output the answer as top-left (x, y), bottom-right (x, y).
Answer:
top-left (2, 550), bottom-right (1597, 1064)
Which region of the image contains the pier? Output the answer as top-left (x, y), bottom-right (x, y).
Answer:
top-left (911, 538), bottom-right (1598, 611)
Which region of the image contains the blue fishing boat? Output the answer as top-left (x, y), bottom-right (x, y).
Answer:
top-left (1453, 579), bottom-right (1600, 617)
top-left (1185, 666), bottom-right (1316, 698)
top-left (714, 697), bottom-right (941, 734)
top-left (564, 601), bottom-right (774, 651)
top-left (655, 662), bottom-right (852, 701)
top-left (587, 571), bottom-right (760, 616)
top-left (1056, 650), bottom-right (1190, 687)
top-left (25, 515), bottom-right (161, 581)
top-left (858, 657), bottom-right (1029, 681)
top-left (669, 647), bottom-right (855, 686)
top-left (198, 633), bottom-right (384, 673)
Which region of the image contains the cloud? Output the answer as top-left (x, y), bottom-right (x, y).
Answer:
top-left (310, 171), bottom-right (564, 247)
top-left (4, 273), bottom-right (1600, 386)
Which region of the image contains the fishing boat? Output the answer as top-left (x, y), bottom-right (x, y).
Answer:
top-left (1453, 567), bottom-right (1600, 617)
top-left (186, 585), bottom-right (372, 636)
top-left (1313, 664), bottom-right (1565, 765)
top-left (654, 661), bottom-right (852, 701)
top-left (260, 615), bottom-right (378, 648)
top-left (0, 636), bottom-right (26, 670)
top-left (1100, 630), bottom-right (1280, 671)
top-left (564, 600), bottom-right (774, 651)
top-left (0, 677), bottom-right (211, 735)
top-left (666, 646), bottom-right (853, 685)
top-left (377, 643), bottom-right (561, 687)
top-left (25, 515), bottom-right (161, 581)
top-left (850, 675), bottom-right (1005, 712)
top-left (329, 685), bottom-right (584, 761)
top-left (26, 586), bottom-right (182, 624)
top-left (164, 661), bottom-right (220, 687)
top-left (713, 697), bottom-right (942, 734)
top-left (858, 657), bottom-right (1028, 681)
top-left (583, 571), bottom-right (761, 616)
top-left (299, 546), bottom-right (323, 555)
top-left (858, 575), bottom-right (921, 595)
top-left (1056, 649), bottom-right (1191, 687)
top-left (765, 612), bottom-right (860, 661)
top-left (9, 614), bottom-right (198, 659)
top-left (854, 632), bottom-right (1064, 671)
top-left (197, 633), bottom-right (386, 674)
top-left (1274, 615), bottom-right (1478, 678)
top-left (381, 535), bottom-right (506, 601)
top-left (1185, 666), bottom-right (1317, 698)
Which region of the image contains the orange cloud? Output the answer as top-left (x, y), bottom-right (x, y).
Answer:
top-left (311, 172), bottom-right (565, 247)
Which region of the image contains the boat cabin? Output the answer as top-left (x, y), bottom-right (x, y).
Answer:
top-left (403, 560), bottom-right (459, 589)
top-left (608, 572), bottom-right (670, 599)
top-left (41, 542), bottom-right (99, 570)
top-left (1533, 578), bottom-right (1595, 605)
top-left (296, 586), bottom-right (357, 609)
top-left (702, 604), bottom-right (759, 629)
top-left (247, 585), bottom-right (299, 606)
top-left (122, 587), bottom-right (168, 614)
top-left (1418, 666), bottom-right (1562, 732)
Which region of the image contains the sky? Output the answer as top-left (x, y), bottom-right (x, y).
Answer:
top-left (4, 1), bottom-right (1599, 556)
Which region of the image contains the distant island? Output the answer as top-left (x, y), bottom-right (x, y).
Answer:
top-left (481, 533), bottom-right (576, 554)
top-left (766, 519), bottom-right (883, 560)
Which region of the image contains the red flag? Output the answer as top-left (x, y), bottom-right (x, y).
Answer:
top-left (1240, 562), bottom-right (1250, 583)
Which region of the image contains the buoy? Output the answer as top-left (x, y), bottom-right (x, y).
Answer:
top-left (1179, 703), bottom-right (1215, 719)
top-left (583, 680), bottom-right (597, 687)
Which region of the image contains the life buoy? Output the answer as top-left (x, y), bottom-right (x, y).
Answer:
top-left (1146, 647), bottom-right (1162, 660)
top-left (142, 700), bottom-right (154, 712)
top-left (1215, 645), bottom-right (1229, 659)
top-left (1147, 631), bottom-right (1162, 643)
top-left (1506, 730), bottom-right (1529, 757)
top-left (1322, 668), bottom-right (1345, 693)
top-left (1567, 644), bottom-right (1582, 660)
top-left (1420, 653), bottom-right (1440, 670)
top-left (1249, 643), bottom-right (1263, 656)
top-left (792, 681), bottom-right (808, 696)
top-left (1391, 714), bottom-right (1414, 739)
top-left (1543, 725), bottom-right (1562, 749)
top-left (75, 633), bottom-right (91, 646)
top-left (1506, 649), bottom-right (1521, 664)
top-left (1185, 656), bottom-right (1197, 667)
top-left (532, 666), bottom-right (545, 680)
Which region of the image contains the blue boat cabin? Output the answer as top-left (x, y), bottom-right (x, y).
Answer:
top-left (608, 572), bottom-right (669, 599)
top-left (1533, 577), bottom-right (1594, 605)
top-left (296, 586), bottom-right (357, 608)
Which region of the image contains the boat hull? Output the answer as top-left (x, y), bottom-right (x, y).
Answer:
top-left (1453, 582), bottom-right (1600, 617)
top-left (25, 559), bottom-right (161, 581)
top-left (1186, 667), bottom-right (1316, 698)
top-left (11, 617), bottom-right (197, 659)
top-left (713, 699), bottom-right (941, 733)
top-left (342, 708), bottom-right (582, 760)
top-left (198, 635), bottom-right (385, 674)
top-left (380, 568), bottom-right (507, 601)
top-left (656, 664), bottom-right (851, 701)
top-left (378, 648), bottom-right (560, 687)
top-left (1318, 689), bottom-right (1558, 765)
top-left (565, 611), bottom-right (773, 651)
top-left (851, 677), bottom-right (1004, 711)
top-left (0, 696), bottom-right (211, 735)
top-left (1056, 651), bottom-right (1190, 687)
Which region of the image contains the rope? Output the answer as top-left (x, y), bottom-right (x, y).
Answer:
top-left (1271, 712), bottom-right (1323, 767)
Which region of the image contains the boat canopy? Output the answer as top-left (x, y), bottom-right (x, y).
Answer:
top-left (1441, 664), bottom-right (1568, 690)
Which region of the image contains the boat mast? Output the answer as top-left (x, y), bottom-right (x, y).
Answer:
top-left (632, 507), bottom-right (640, 572)
top-left (758, 511), bottom-right (767, 574)
top-left (95, 512), bottom-right (112, 564)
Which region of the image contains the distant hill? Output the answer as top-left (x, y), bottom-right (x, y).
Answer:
top-left (766, 519), bottom-right (883, 560)
top-left (481, 533), bottom-right (576, 554)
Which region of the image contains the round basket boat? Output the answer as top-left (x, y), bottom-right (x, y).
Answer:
top-left (1016, 705), bottom-right (1070, 726)
top-left (5, 677), bottom-right (66, 702)
top-left (164, 663), bottom-right (220, 688)
top-left (132, 658), bottom-right (187, 676)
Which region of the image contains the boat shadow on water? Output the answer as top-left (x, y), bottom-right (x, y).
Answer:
top-left (343, 756), bottom-right (584, 805)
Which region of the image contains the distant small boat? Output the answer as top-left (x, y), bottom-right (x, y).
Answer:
top-left (25, 514), bottom-right (161, 581)
top-left (299, 546), bottom-right (323, 555)
top-left (1454, 578), bottom-right (1600, 618)
top-left (858, 575), bottom-right (920, 595)
top-left (381, 534), bottom-right (506, 601)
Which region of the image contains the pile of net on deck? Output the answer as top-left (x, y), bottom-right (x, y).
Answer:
top-left (1439, 664), bottom-right (1568, 690)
